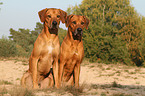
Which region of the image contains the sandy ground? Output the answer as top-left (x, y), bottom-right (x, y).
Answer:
top-left (1, 59), bottom-right (145, 96)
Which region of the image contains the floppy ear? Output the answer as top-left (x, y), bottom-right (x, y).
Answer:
top-left (83, 16), bottom-right (90, 29)
top-left (66, 14), bottom-right (74, 27)
top-left (59, 9), bottom-right (67, 24)
top-left (38, 8), bottom-right (48, 22)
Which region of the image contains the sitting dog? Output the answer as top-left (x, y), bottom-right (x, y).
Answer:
top-left (21, 8), bottom-right (67, 89)
top-left (59, 15), bottom-right (89, 88)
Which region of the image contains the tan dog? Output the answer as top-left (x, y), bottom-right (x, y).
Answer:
top-left (21, 8), bottom-right (67, 89)
top-left (59, 15), bottom-right (89, 88)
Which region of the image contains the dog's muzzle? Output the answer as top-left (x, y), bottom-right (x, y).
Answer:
top-left (74, 28), bottom-right (83, 36)
top-left (72, 28), bottom-right (83, 41)
top-left (51, 21), bottom-right (58, 29)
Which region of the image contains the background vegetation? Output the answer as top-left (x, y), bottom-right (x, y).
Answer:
top-left (67, 0), bottom-right (145, 66)
top-left (1, 0), bottom-right (145, 66)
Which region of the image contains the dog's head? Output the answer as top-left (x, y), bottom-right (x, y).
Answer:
top-left (38, 8), bottom-right (67, 30)
top-left (66, 15), bottom-right (89, 41)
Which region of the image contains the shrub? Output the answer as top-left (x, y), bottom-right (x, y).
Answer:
top-left (0, 36), bottom-right (18, 57)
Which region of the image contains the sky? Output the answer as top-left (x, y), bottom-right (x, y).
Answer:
top-left (0, 0), bottom-right (145, 38)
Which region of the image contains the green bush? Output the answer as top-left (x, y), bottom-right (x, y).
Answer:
top-left (67, 0), bottom-right (145, 66)
top-left (0, 36), bottom-right (17, 57)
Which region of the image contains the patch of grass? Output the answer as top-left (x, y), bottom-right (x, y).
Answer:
top-left (14, 60), bottom-right (18, 63)
top-left (113, 93), bottom-right (133, 96)
top-left (129, 71), bottom-right (136, 74)
top-left (112, 81), bottom-right (123, 88)
top-left (97, 64), bottom-right (103, 68)
top-left (89, 92), bottom-right (98, 95)
top-left (114, 77), bottom-right (119, 80)
top-left (106, 67), bottom-right (111, 70)
top-left (116, 70), bottom-right (121, 74)
top-left (0, 80), bottom-right (12, 85)
top-left (9, 87), bottom-right (34, 96)
top-left (0, 87), bottom-right (8, 95)
top-left (108, 73), bottom-right (116, 76)
top-left (16, 78), bottom-right (20, 80)
top-left (0, 57), bottom-right (28, 62)
top-left (89, 65), bottom-right (95, 68)
top-left (101, 68), bottom-right (106, 71)
top-left (136, 82), bottom-right (140, 85)
top-left (64, 86), bottom-right (84, 96)
top-left (22, 63), bottom-right (28, 66)
top-left (22, 59), bottom-right (27, 63)
top-left (140, 72), bottom-right (145, 74)
top-left (101, 92), bottom-right (107, 96)
top-left (124, 70), bottom-right (129, 73)
top-left (91, 84), bottom-right (99, 89)
top-left (82, 63), bottom-right (89, 66)
top-left (124, 76), bottom-right (131, 79)
top-left (134, 68), bottom-right (140, 72)
top-left (39, 83), bottom-right (87, 96)
top-left (133, 77), bottom-right (138, 79)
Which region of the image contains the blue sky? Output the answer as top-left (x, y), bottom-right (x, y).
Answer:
top-left (0, 0), bottom-right (145, 38)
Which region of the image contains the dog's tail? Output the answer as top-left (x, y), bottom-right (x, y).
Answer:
top-left (21, 71), bottom-right (31, 88)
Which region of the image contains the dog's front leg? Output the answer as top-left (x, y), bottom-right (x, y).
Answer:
top-left (31, 57), bottom-right (39, 89)
top-left (53, 57), bottom-right (59, 88)
top-left (74, 62), bottom-right (81, 88)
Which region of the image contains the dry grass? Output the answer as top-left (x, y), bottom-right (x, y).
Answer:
top-left (0, 56), bottom-right (28, 61)
top-left (0, 86), bottom-right (34, 96)
top-left (9, 87), bottom-right (34, 96)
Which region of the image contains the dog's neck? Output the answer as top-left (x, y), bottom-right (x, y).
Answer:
top-left (43, 24), bottom-right (58, 39)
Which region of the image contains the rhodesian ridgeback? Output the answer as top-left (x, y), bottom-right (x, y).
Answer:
top-left (21, 8), bottom-right (67, 89)
top-left (58, 15), bottom-right (89, 88)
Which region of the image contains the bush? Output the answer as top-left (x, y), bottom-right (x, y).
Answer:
top-left (0, 36), bottom-right (18, 57)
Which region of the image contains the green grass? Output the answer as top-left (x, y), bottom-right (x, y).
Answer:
top-left (0, 87), bottom-right (8, 95)
top-left (0, 80), bottom-right (12, 85)
top-left (112, 81), bottom-right (123, 88)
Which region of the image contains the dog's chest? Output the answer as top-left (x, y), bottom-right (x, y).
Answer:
top-left (74, 49), bottom-right (79, 56)
top-left (70, 45), bottom-right (79, 57)
top-left (46, 42), bottom-right (54, 54)
top-left (47, 46), bottom-right (54, 54)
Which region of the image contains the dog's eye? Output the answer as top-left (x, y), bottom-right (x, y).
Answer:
top-left (57, 15), bottom-right (60, 18)
top-left (47, 15), bottom-right (51, 18)
top-left (81, 22), bottom-right (84, 25)
top-left (72, 21), bottom-right (76, 24)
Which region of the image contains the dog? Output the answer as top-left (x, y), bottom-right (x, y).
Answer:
top-left (21, 8), bottom-right (67, 89)
top-left (58, 15), bottom-right (89, 88)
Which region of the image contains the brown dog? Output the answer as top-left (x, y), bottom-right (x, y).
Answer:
top-left (59, 15), bottom-right (89, 88)
top-left (21, 8), bottom-right (67, 89)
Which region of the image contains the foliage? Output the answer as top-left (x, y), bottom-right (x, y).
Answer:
top-left (0, 36), bottom-right (18, 57)
top-left (58, 28), bottom-right (67, 45)
top-left (0, 1), bottom-right (3, 10)
top-left (67, 0), bottom-right (145, 66)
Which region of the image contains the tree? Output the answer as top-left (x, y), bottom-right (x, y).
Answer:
top-left (67, 0), bottom-right (145, 66)
top-left (0, 1), bottom-right (3, 10)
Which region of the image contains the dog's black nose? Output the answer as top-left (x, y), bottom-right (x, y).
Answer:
top-left (77, 28), bottom-right (82, 32)
top-left (52, 21), bottom-right (57, 25)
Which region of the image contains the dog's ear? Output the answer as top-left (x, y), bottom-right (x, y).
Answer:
top-left (66, 14), bottom-right (74, 27)
top-left (59, 9), bottom-right (67, 24)
top-left (83, 16), bottom-right (90, 29)
top-left (38, 8), bottom-right (48, 22)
